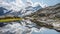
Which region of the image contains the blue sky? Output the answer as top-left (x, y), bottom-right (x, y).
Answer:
top-left (4, 0), bottom-right (60, 6)
top-left (22, 0), bottom-right (60, 6)
top-left (32, 0), bottom-right (60, 6)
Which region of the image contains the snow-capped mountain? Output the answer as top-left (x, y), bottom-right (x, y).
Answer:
top-left (0, 0), bottom-right (42, 17)
top-left (6, 3), bottom-right (42, 17)
top-left (0, 0), bottom-right (43, 34)
top-left (0, 0), bottom-right (42, 28)
top-left (0, 0), bottom-right (42, 29)
top-left (20, 4), bottom-right (42, 16)
top-left (0, 0), bottom-right (59, 34)
top-left (0, 7), bottom-right (12, 16)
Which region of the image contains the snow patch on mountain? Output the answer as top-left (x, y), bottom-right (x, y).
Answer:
top-left (0, 0), bottom-right (47, 12)
top-left (0, 0), bottom-right (48, 16)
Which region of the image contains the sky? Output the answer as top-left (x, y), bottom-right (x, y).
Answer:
top-left (22, 0), bottom-right (60, 6)
top-left (1, 0), bottom-right (60, 7)
top-left (32, 0), bottom-right (60, 6)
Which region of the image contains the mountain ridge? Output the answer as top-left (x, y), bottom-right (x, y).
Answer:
top-left (24, 3), bottom-right (60, 32)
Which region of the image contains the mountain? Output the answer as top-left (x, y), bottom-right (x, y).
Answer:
top-left (6, 4), bottom-right (42, 17)
top-left (0, 7), bottom-right (12, 16)
top-left (0, 3), bottom-right (42, 28)
top-left (24, 3), bottom-right (60, 32)
top-left (0, 1), bottom-right (60, 34)
top-left (21, 4), bottom-right (42, 16)
top-left (0, 0), bottom-right (42, 17)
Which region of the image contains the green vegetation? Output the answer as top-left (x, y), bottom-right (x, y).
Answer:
top-left (0, 17), bottom-right (23, 22)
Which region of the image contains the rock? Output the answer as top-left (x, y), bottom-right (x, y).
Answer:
top-left (55, 13), bottom-right (60, 18)
top-left (0, 23), bottom-right (7, 27)
top-left (24, 3), bottom-right (60, 32)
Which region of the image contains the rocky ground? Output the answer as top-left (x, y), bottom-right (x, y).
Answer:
top-left (24, 3), bottom-right (60, 32)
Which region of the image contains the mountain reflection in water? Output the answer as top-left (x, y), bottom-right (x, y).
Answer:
top-left (0, 20), bottom-right (60, 34)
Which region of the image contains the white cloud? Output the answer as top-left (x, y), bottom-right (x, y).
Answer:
top-left (9, 0), bottom-right (25, 11)
top-left (15, 0), bottom-right (25, 7)
top-left (33, 2), bottom-right (48, 8)
top-left (0, 0), bottom-right (25, 11)
top-left (25, 0), bottom-right (33, 7)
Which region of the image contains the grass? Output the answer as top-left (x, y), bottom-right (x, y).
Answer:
top-left (0, 17), bottom-right (23, 23)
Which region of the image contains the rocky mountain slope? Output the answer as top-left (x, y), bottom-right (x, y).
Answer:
top-left (0, 7), bottom-right (12, 16)
top-left (24, 3), bottom-right (60, 32)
